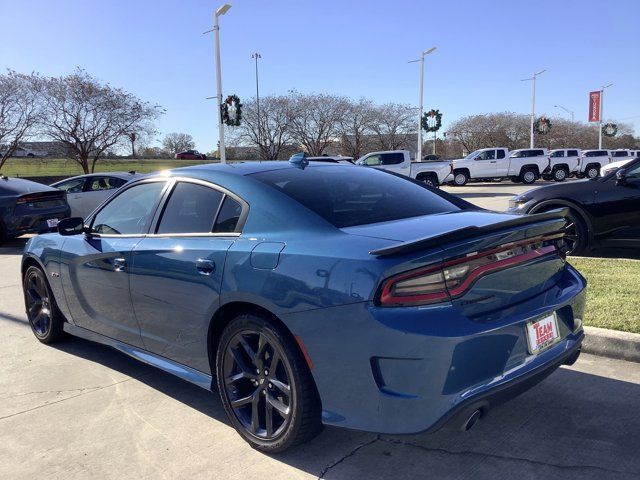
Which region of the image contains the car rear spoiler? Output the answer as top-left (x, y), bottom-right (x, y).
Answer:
top-left (369, 208), bottom-right (569, 257)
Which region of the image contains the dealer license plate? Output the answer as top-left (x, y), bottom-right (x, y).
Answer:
top-left (46, 218), bottom-right (59, 228)
top-left (526, 313), bottom-right (560, 354)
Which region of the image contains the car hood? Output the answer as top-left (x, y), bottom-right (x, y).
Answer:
top-left (341, 210), bottom-right (520, 242)
top-left (516, 179), bottom-right (596, 201)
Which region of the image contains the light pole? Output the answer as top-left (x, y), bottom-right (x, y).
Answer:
top-left (521, 69), bottom-right (546, 148)
top-left (553, 104), bottom-right (574, 123)
top-left (252, 53), bottom-right (262, 146)
top-left (598, 83), bottom-right (613, 149)
top-left (409, 47), bottom-right (437, 161)
top-left (206, 3), bottom-right (232, 163)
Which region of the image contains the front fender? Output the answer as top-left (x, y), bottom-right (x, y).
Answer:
top-left (22, 234), bottom-right (71, 320)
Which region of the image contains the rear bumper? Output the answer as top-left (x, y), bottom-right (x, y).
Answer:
top-left (3, 206), bottom-right (70, 238)
top-left (283, 264), bottom-right (587, 434)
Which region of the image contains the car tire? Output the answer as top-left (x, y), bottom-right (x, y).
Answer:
top-left (538, 207), bottom-right (588, 256)
top-left (453, 171), bottom-right (469, 186)
top-left (216, 313), bottom-right (322, 453)
top-left (552, 167), bottom-right (569, 182)
top-left (23, 266), bottom-right (65, 344)
top-left (420, 175), bottom-right (438, 188)
top-left (520, 169), bottom-right (538, 184)
top-left (586, 166), bottom-right (599, 179)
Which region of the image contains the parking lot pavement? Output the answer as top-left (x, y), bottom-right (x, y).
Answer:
top-left (2, 239), bottom-right (640, 480)
top-left (441, 179), bottom-right (560, 211)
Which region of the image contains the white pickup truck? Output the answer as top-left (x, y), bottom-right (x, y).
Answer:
top-left (579, 150), bottom-right (612, 178)
top-left (355, 150), bottom-right (452, 187)
top-left (543, 149), bottom-right (582, 182)
top-left (449, 147), bottom-right (551, 185)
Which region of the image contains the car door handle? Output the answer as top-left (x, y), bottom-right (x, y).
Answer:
top-left (490, 161), bottom-right (497, 163)
top-left (113, 258), bottom-right (126, 272)
top-left (196, 259), bottom-right (215, 275)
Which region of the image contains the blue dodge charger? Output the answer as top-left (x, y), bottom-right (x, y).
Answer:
top-left (22, 158), bottom-right (586, 452)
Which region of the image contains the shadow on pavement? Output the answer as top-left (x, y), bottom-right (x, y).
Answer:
top-left (45, 333), bottom-right (640, 479)
top-left (0, 237), bottom-right (28, 256)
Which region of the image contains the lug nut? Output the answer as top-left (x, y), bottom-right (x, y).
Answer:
top-left (264, 369), bottom-right (269, 376)
top-left (268, 382), bottom-right (273, 389)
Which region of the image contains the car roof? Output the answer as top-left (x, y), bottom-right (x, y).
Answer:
top-left (168, 160), bottom-right (354, 177)
top-left (51, 171), bottom-right (139, 186)
top-left (0, 176), bottom-right (58, 195)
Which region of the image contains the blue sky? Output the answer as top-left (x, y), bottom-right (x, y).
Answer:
top-left (1, 0), bottom-right (639, 152)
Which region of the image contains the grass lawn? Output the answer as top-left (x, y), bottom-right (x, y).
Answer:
top-left (0, 157), bottom-right (216, 177)
top-left (568, 256), bottom-right (640, 334)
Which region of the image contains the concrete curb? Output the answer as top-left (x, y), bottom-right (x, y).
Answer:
top-left (583, 326), bottom-right (640, 363)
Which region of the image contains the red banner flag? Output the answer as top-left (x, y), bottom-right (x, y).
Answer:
top-left (589, 91), bottom-right (601, 122)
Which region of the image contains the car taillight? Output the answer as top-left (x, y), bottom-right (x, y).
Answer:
top-left (378, 237), bottom-right (559, 307)
top-left (16, 192), bottom-right (65, 204)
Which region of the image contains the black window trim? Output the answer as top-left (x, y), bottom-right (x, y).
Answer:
top-left (148, 177), bottom-right (248, 237)
top-left (86, 178), bottom-right (172, 238)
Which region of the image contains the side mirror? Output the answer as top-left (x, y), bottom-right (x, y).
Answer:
top-left (58, 217), bottom-right (85, 236)
top-left (615, 168), bottom-right (627, 185)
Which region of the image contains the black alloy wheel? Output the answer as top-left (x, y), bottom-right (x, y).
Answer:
top-left (23, 266), bottom-right (64, 343)
top-left (558, 209), bottom-right (588, 256)
top-left (216, 314), bottom-right (322, 452)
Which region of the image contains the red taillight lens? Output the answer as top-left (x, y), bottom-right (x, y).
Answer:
top-left (15, 192), bottom-right (65, 205)
top-left (378, 238), bottom-right (559, 307)
top-left (380, 265), bottom-right (449, 306)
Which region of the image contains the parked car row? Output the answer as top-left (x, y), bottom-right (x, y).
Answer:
top-left (447, 147), bottom-right (636, 186)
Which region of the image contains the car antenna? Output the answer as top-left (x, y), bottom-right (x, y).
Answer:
top-left (289, 152), bottom-right (309, 169)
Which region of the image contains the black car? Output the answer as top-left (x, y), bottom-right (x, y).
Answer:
top-left (508, 158), bottom-right (640, 255)
top-left (0, 174), bottom-right (70, 243)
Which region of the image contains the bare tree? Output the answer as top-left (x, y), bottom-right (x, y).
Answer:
top-left (229, 95), bottom-right (294, 160)
top-left (369, 103), bottom-right (415, 150)
top-left (41, 70), bottom-right (160, 173)
top-left (162, 132), bottom-right (195, 154)
top-left (287, 92), bottom-right (347, 156)
top-left (0, 71), bottom-right (43, 170)
top-left (338, 98), bottom-right (376, 159)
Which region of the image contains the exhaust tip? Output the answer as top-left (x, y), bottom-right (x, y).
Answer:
top-left (461, 409), bottom-right (483, 432)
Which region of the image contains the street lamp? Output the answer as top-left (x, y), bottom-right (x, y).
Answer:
top-left (409, 46), bottom-right (437, 161)
top-left (553, 104), bottom-right (574, 123)
top-left (252, 53), bottom-right (262, 146)
top-left (204, 3), bottom-right (232, 163)
top-left (598, 83), bottom-right (613, 149)
top-left (521, 69), bottom-right (546, 148)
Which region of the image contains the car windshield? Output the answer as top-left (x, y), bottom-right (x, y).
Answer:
top-left (251, 166), bottom-right (461, 228)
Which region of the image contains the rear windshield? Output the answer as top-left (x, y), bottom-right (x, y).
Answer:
top-left (251, 166), bottom-right (461, 228)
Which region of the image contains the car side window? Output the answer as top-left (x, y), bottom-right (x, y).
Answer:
top-left (624, 163), bottom-right (640, 180)
top-left (381, 153), bottom-right (404, 165)
top-left (56, 178), bottom-right (85, 193)
top-left (91, 181), bottom-right (166, 235)
top-left (363, 155), bottom-right (381, 166)
top-left (477, 150), bottom-right (495, 160)
top-left (497, 149), bottom-right (505, 159)
top-left (213, 196), bottom-right (243, 233)
top-left (156, 182), bottom-right (224, 234)
top-left (86, 176), bottom-right (121, 192)
top-left (568, 150), bottom-right (578, 157)
top-left (550, 151), bottom-right (564, 158)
